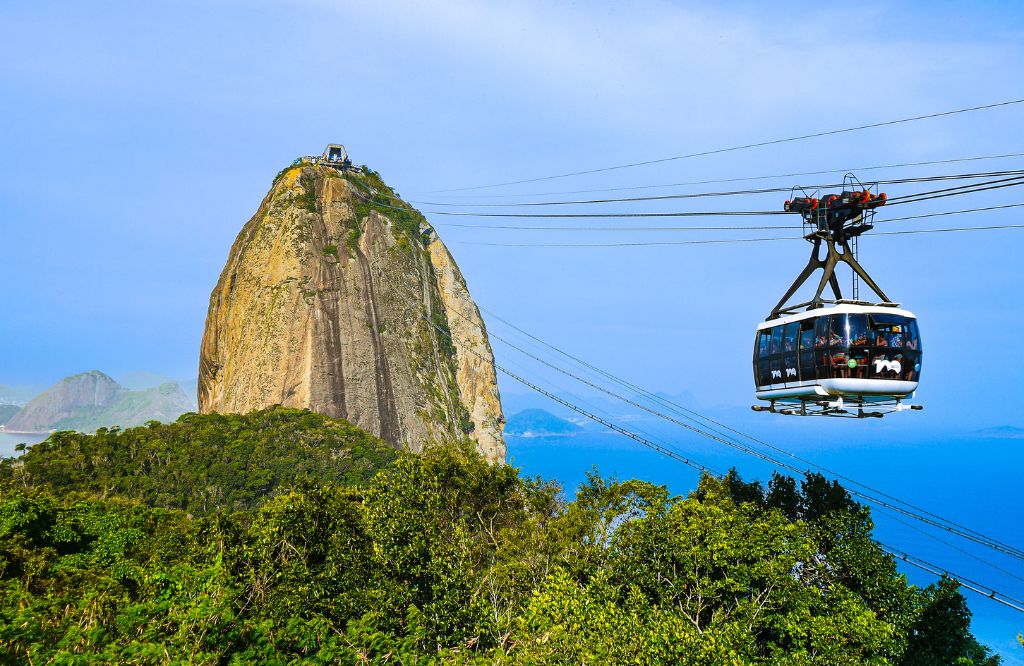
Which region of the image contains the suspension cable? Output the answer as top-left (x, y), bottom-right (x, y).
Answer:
top-left (412, 169), bottom-right (1024, 208)
top-left (423, 98), bottom-right (1024, 193)
top-left (423, 320), bottom-right (719, 477)
top-left (418, 152), bottom-right (1024, 199)
top-left (418, 176), bottom-right (1024, 219)
top-left (881, 546), bottom-right (1024, 613)
top-left (453, 223), bottom-right (1024, 247)
top-left (433, 202), bottom-right (1024, 232)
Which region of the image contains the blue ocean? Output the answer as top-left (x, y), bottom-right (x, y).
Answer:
top-left (0, 431), bottom-right (48, 456)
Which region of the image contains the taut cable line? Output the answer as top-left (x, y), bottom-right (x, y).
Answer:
top-left (434, 203), bottom-right (1024, 232)
top-left (424, 98), bottom-right (1024, 193)
top-left (419, 176), bottom-right (1024, 219)
top-left (416, 152), bottom-right (1024, 199)
top-left (413, 169), bottom-right (1024, 208)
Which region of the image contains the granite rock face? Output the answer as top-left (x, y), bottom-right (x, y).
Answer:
top-left (198, 165), bottom-right (505, 462)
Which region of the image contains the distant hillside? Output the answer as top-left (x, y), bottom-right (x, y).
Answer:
top-left (0, 405), bottom-right (20, 425)
top-left (975, 425), bottom-right (1024, 439)
top-left (4, 406), bottom-right (396, 513)
top-left (506, 408), bottom-right (582, 437)
top-left (118, 372), bottom-right (199, 410)
top-left (5, 371), bottom-right (192, 433)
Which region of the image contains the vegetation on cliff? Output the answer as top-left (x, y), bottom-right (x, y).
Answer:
top-left (2, 406), bottom-right (395, 513)
top-left (0, 412), bottom-right (1002, 664)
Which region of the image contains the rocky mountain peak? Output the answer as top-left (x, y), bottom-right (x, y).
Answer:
top-left (198, 162), bottom-right (505, 462)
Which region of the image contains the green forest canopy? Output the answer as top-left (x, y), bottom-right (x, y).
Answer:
top-left (0, 406), bottom-right (1009, 664)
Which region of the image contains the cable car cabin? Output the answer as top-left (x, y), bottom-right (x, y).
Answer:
top-left (753, 304), bottom-right (922, 415)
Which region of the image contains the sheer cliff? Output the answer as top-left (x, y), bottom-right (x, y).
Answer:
top-left (198, 164), bottom-right (505, 462)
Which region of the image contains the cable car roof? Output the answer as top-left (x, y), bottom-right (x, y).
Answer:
top-left (756, 302), bottom-right (917, 331)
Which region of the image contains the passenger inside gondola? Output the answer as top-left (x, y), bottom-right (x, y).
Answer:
top-left (848, 314), bottom-right (866, 342)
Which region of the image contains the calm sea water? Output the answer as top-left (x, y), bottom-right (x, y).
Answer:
top-left (507, 423), bottom-right (1024, 664)
top-left (0, 431), bottom-right (48, 457)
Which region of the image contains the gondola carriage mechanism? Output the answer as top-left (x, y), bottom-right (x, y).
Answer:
top-left (752, 176), bottom-right (923, 418)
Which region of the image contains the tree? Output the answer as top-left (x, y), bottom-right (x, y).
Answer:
top-left (902, 576), bottom-right (1001, 666)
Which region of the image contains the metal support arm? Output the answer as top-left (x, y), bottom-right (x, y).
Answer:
top-left (770, 235), bottom-right (892, 319)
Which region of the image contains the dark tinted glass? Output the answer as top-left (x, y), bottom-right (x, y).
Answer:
top-left (814, 316), bottom-right (829, 348)
top-left (782, 323), bottom-right (799, 353)
top-left (848, 347), bottom-right (869, 378)
top-left (770, 326), bottom-right (784, 355)
top-left (829, 314), bottom-right (847, 347)
top-left (829, 348), bottom-right (850, 378)
top-left (906, 319), bottom-right (921, 351)
top-left (799, 319), bottom-right (815, 350)
top-left (799, 349), bottom-right (815, 381)
top-left (848, 314), bottom-right (869, 346)
top-left (903, 350), bottom-right (922, 381)
top-left (757, 330), bottom-right (770, 357)
top-left (868, 314), bottom-right (906, 348)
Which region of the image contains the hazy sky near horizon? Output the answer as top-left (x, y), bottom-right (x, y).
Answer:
top-left (2, 0), bottom-right (1024, 428)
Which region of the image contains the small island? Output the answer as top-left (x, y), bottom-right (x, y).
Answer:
top-left (505, 408), bottom-right (583, 437)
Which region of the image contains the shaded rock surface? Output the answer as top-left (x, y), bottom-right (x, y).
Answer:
top-left (198, 165), bottom-right (505, 462)
top-left (5, 371), bottom-right (192, 433)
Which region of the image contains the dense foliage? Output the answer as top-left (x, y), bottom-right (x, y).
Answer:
top-left (0, 413), bottom-right (1006, 663)
top-left (1, 407), bottom-right (396, 513)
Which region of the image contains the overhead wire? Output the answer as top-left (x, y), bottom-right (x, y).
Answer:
top-left (882, 546), bottom-right (1024, 613)
top-left (884, 174), bottom-right (1024, 205)
top-left (417, 152), bottom-right (1024, 199)
top-left (422, 319), bottom-right (721, 478)
top-left (433, 202), bottom-right (1024, 232)
top-left (412, 169), bottom-right (1024, 208)
top-left (350, 167), bottom-right (1024, 240)
top-left (453, 223), bottom-right (1024, 247)
top-left (872, 505), bottom-right (1024, 585)
top-left (423, 98), bottom-right (1024, 193)
top-left (418, 175), bottom-right (1024, 219)
top-left (482, 339), bottom-right (702, 469)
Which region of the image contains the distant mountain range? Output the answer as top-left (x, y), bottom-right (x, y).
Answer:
top-left (974, 425), bottom-right (1024, 439)
top-left (2, 370), bottom-right (193, 434)
top-left (505, 409), bottom-right (583, 437)
top-left (0, 383), bottom-right (46, 406)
